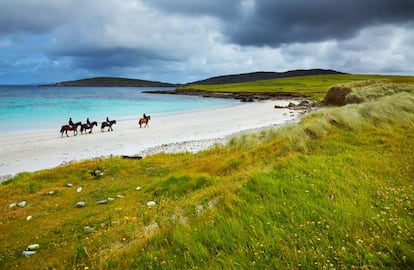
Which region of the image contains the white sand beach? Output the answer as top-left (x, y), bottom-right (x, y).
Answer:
top-left (0, 100), bottom-right (305, 179)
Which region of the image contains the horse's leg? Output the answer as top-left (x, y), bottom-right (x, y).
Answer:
top-left (66, 130), bottom-right (69, 137)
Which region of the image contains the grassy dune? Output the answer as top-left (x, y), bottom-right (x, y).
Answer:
top-left (1, 79), bottom-right (413, 269)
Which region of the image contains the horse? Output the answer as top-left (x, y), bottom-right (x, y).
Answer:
top-left (60, 121), bottom-right (81, 137)
top-left (80, 121), bottom-right (97, 134)
top-left (101, 120), bottom-right (116, 132)
top-left (138, 115), bottom-right (151, 128)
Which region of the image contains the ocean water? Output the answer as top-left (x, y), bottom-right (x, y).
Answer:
top-left (0, 86), bottom-right (239, 133)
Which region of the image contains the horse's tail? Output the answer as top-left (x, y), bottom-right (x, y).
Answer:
top-left (60, 126), bottom-right (64, 133)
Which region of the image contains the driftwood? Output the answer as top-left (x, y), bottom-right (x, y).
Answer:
top-left (122, 155), bottom-right (143, 160)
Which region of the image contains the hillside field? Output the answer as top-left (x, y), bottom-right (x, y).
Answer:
top-left (179, 74), bottom-right (414, 100)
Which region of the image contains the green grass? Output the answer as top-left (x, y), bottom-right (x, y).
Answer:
top-left (179, 74), bottom-right (414, 100)
top-left (1, 81), bottom-right (413, 269)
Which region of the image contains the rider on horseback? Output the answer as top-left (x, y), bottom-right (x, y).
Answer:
top-left (86, 118), bottom-right (90, 128)
top-left (69, 117), bottom-right (74, 128)
top-left (139, 113), bottom-right (151, 128)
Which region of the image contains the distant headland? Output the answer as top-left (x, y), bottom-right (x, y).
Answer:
top-left (42, 69), bottom-right (345, 87)
top-left (42, 77), bottom-right (178, 87)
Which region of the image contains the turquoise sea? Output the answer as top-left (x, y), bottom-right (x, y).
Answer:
top-left (0, 86), bottom-right (239, 133)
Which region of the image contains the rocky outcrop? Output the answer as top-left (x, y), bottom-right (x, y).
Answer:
top-left (274, 100), bottom-right (313, 110)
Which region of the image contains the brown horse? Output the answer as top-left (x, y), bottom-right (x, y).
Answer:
top-left (60, 121), bottom-right (81, 137)
top-left (101, 120), bottom-right (116, 132)
top-left (138, 115), bottom-right (151, 128)
top-left (80, 121), bottom-right (97, 134)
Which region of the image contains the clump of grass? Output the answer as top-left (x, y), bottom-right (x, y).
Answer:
top-left (145, 174), bottom-right (213, 199)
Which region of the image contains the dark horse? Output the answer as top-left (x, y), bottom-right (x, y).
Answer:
top-left (80, 121), bottom-right (97, 134)
top-left (60, 122), bottom-right (81, 137)
top-left (101, 120), bottom-right (116, 132)
top-left (138, 115), bottom-right (151, 128)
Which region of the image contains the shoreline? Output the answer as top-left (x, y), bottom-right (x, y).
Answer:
top-left (0, 100), bottom-right (308, 180)
top-left (143, 88), bottom-right (306, 102)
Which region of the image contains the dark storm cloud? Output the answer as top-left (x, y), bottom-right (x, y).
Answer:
top-left (225, 0), bottom-right (414, 46)
top-left (0, 1), bottom-right (70, 34)
top-left (150, 0), bottom-right (414, 46)
top-left (49, 45), bottom-right (179, 71)
top-left (146, 0), bottom-right (241, 18)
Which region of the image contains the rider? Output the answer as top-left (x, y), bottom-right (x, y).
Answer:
top-left (106, 116), bottom-right (110, 123)
top-left (143, 113), bottom-right (147, 119)
top-left (86, 117), bottom-right (90, 127)
top-left (69, 117), bottom-right (74, 128)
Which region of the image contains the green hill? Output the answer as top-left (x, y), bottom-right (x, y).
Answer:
top-left (44, 77), bottom-right (177, 87)
top-left (188, 68), bottom-right (345, 85)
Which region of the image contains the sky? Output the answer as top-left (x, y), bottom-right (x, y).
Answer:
top-left (1, 0), bottom-right (414, 84)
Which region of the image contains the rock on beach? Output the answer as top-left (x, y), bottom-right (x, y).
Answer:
top-left (17, 201), bottom-right (27, 207)
top-left (97, 200), bottom-right (108, 204)
top-left (76, 201), bottom-right (86, 208)
top-left (22, 250), bottom-right (36, 257)
top-left (147, 201), bottom-right (156, 206)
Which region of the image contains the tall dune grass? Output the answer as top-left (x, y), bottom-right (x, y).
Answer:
top-left (229, 92), bottom-right (414, 153)
top-left (343, 81), bottom-right (414, 104)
